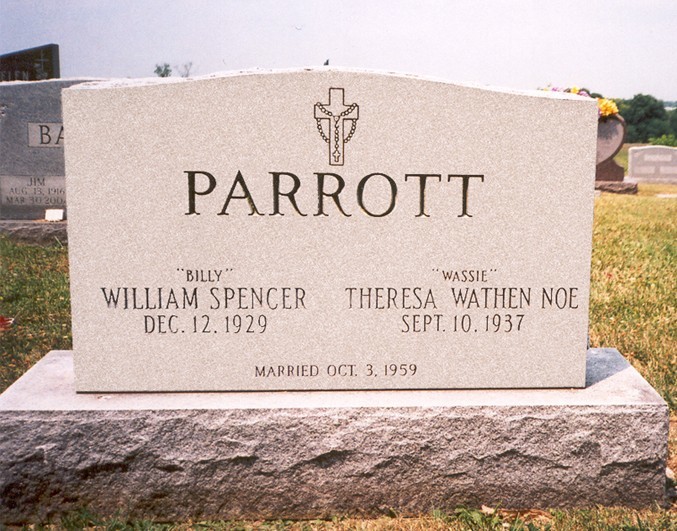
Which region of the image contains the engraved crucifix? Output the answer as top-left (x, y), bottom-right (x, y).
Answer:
top-left (33, 49), bottom-right (50, 79)
top-left (314, 88), bottom-right (359, 166)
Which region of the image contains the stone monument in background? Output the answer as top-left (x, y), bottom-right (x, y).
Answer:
top-left (628, 145), bottom-right (677, 183)
top-left (594, 113), bottom-right (638, 194)
top-left (0, 44), bottom-right (60, 82)
top-left (595, 114), bottom-right (626, 181)
top-left (0, 79), bottom-right (98, 226)
top-left (0, 44), bottom-right (96, 241)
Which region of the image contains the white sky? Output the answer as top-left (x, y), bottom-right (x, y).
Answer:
top-left (1, 0), bottom-right (675, 100)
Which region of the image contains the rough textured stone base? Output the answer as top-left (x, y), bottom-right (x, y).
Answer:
top-left (0, 349), bottom-right (668, 523)
top-left (595, 181), bottom-right (639, 194)
top-left (0, 221), bottom-right (67, 245)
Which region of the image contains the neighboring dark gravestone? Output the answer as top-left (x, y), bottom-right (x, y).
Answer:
top-left (594, 114), bottom-right (638, 194)
top-left (0, 79), bottom-right (97, 220)
top-left (0, 44), bottom-right (60, 82)
top-left (595, 115), bottom-right (625, 182)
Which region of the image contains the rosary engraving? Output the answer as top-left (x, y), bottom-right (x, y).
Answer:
top-left (314, 88), bottom-right (359, 166)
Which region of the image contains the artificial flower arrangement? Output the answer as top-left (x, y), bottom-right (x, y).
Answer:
top-left (541, 85), bottom-right (619, 119)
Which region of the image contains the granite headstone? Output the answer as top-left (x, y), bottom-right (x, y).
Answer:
top-left (63, 70), bottom-right (599, 392)
top-left (0, 79), bottom-right (97, 219)
top-left (628, 145), bottom-right (677, 182)
top-left (0, 70), bottom-right (667, 521)
top-left (595, 115), bottom-right (625, 182)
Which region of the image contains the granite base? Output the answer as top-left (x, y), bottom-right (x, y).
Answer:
top-left (0, 221), bottom-right (67, 245)
top-left (0, 349), bottom-right (668, 523)
top-left (595, 181), bottom-right (639, 195)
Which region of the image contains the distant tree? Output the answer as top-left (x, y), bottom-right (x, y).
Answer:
top-left (617, 94), bottom-right (669, 142)
top-left (649, 134), bottom-right (677, 147)
top-left (154, 63), bottom-right (172, 77)
top-left (669, 109), bottom-right (677, 136)
top-left (175, 62), bottom-right (193, 78)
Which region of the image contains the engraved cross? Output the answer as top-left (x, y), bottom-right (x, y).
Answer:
top-left (33, 50), bottom-right (49, 79)
top-left (314, 88), bottom-right (359, 166)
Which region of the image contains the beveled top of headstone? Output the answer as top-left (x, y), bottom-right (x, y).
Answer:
top-left (63, 69), bottom-right (598, 392)
top-left (0, 44), bottom-right (60, 82)
top-left (629, 145), bottom-right (677, 157)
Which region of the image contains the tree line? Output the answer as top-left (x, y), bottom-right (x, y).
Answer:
top-left (616, 94), bottom-right (677, 146)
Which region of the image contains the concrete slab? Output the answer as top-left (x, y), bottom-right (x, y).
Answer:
top-left (0, 349), bottom-right (669, 523)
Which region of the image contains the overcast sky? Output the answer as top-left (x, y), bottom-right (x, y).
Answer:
top-left (1, 0), bottom-right (675, 100)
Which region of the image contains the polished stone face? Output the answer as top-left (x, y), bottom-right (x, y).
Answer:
top-left (0, 79), bottom-right (95, 219)
top-left (63, 70), bottom-right (598, 392)
top-left (595, 116), bottom-right (625, 164)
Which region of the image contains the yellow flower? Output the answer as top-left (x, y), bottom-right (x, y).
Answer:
top-left (571, 86), bottom-right (580, 94)
top-left (597, 98), bottom-right (619, 117)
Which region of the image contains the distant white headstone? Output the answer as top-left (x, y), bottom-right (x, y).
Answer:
top-left (63, 70), bottom-right (598, 392)
top-left (628, 146), bottom-right (677, 181)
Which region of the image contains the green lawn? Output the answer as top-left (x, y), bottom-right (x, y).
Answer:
top-left (0, 184), bottom-right (675, 528)
top-left (590, 183), bottom-right (676, 410)
top-left (0, 237), bottom-right (71, 392)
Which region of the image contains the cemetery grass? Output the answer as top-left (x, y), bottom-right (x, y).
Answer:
top-left (0, 237), bottom-right (71, 391)
top-left (589, 183), bottom-right (676, 411)
top-left (0, 184), bottom-right (675, 529)
top-left (31, 505), bottom-right (677, 530)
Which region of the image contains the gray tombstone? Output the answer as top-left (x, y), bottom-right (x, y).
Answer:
top-left (63, 71), bottom-right (599, 392)
top-left (0, 79), bottom-right (97, 219)
top-left (628, 146), bottom-right (677, 182)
